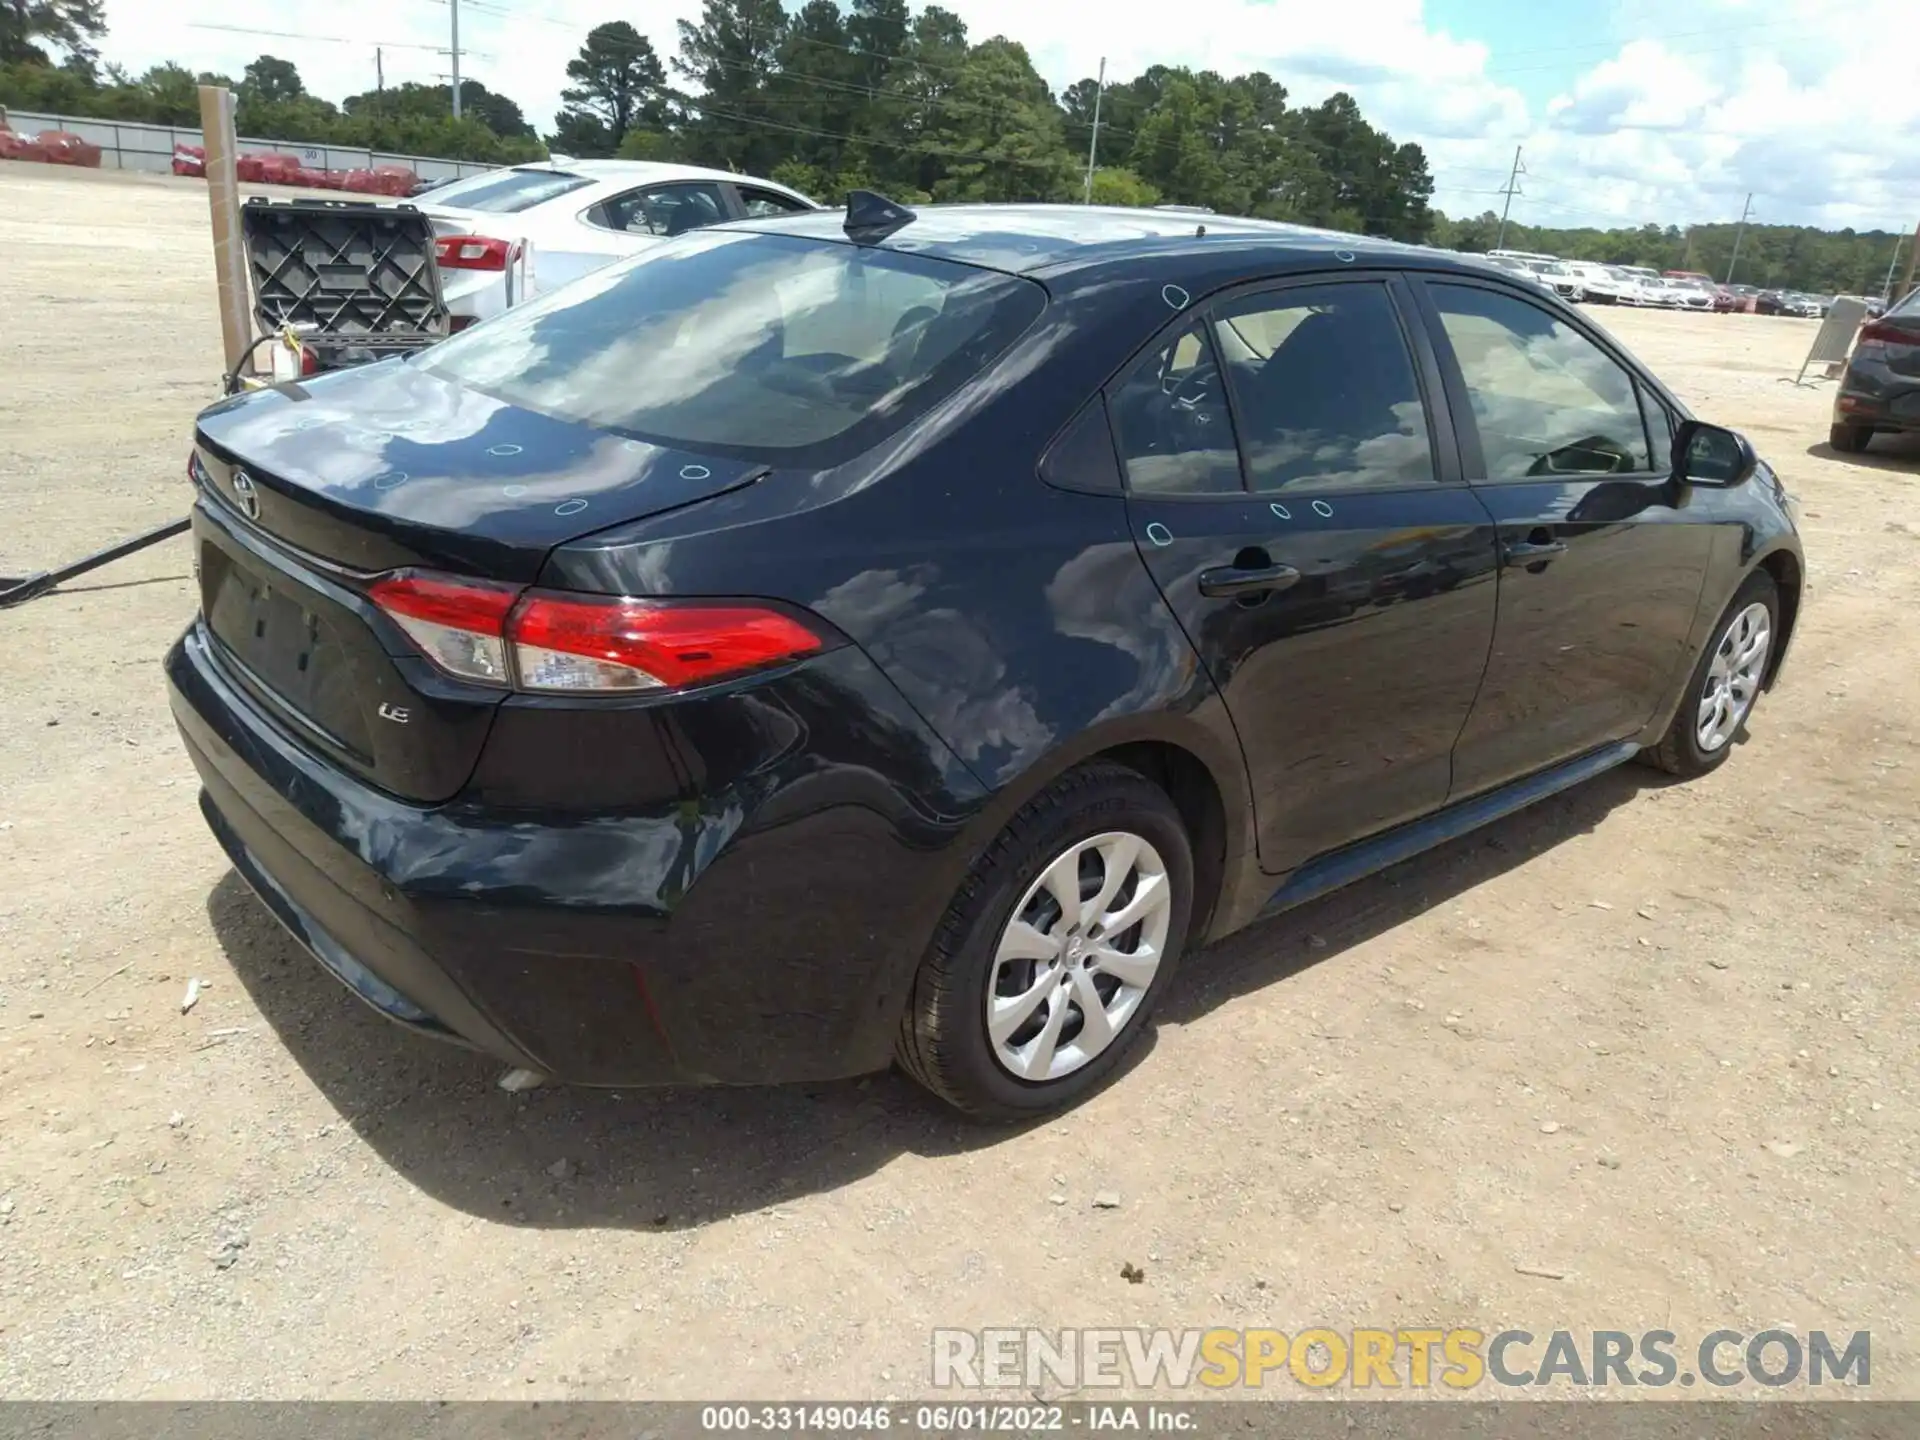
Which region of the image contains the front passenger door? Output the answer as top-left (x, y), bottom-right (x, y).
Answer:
top-left (1120, 277), bottom-right (1502, 876)
top-left (1414, 279), bottom-right (1716, 797)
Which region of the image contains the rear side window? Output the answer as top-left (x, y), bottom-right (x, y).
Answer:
top-left (739, 187), bottom-right (812, 218)
top-left (1430, 283), bottom-right (1652, 479)
top-left (1109, 319), bottom-right (1242, 495)
top-left (423, 168), bottom-right (591, 214)
top-left (1214, 283), bottom-right (1435, 493)
top-left (1893, 287), bottom-right (1920, 318)
top-left (418, 231), bottom-right (1045, 466)
top-left (587, 182), bottom-right (728, 236)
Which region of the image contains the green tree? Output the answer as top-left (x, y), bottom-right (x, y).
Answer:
top-left (1087, 166), bottom-right (1159, 207)
top-left (921, 37), bottom-right (1075, 201)
top-left (345, 80), bottom-right (533, 140)
top-left (554, 21), bottom-right (666, 155)
top-left (674, 0), bottom-right (789, 173)
top-left (0, 0), bottom-right (104, 67)
top-left (238, 54), bottom-right (304, 107)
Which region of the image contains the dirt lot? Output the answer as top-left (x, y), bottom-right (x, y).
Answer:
top-left (1, 165), bottom-right (1917, 1402)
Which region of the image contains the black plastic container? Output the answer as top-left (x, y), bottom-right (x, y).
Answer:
top-left (240, 197), bottom-right (449, 374)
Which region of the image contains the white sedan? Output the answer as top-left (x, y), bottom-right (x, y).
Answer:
top-left (415, 160), bottom-right (823, 328)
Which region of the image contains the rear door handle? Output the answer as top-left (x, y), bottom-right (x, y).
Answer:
top-left (1198, 562), bottom-right (1301, 598)
top-left (1501, 539), bottom-right (1568, 566)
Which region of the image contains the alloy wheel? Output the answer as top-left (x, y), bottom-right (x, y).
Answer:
top-left (1697, 601), bottom-right (1771, 753)
top-left (985, 831), bottom-right (1172, 1083)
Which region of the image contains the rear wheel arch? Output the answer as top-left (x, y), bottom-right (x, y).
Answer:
top-left (946, 721), bottom-right (1250, 943)
top-left (1092, 741), bottom-right (1229, 942)
top-left (1755, 547), bottom-right (1802, 688)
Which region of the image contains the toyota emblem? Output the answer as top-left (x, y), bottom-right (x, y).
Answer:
top-left (230, 470), bottom-right (260, 521)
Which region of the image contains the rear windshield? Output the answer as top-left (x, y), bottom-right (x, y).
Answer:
top-left (422, 167), bottom-right (591, 214)
top-left (419, 230), bottom-right (1047, 465)
top-left (1893, 287), bottom-right (1920, 318)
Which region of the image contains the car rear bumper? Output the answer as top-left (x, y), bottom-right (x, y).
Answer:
top-left (1836, 358), bottom-right (1920, 431)
top-left (168, 619), bottom-right (986, 1087)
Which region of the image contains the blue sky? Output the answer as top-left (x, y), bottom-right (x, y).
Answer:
top-left (99, 0), bottom-right (1920, 233)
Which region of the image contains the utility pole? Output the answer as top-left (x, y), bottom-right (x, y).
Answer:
top-left (449, 0), bottom-right (462, 119)
top-left (1724, 193), bottom-right (1753, 284)
top-left (1881, 233), bottom-right (1905, 303)
top-left (376, 47), bottom-right (384, 98)
top-left (1493, 145), bottom-right (1524, 250)
top-left (1081, 56), bottom-right (1106, 206)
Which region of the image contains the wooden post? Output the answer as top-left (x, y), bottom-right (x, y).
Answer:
top-left (198, 85), bottom-right (252, 377)
top-left (1902, 219), bottom-right (1920, 304)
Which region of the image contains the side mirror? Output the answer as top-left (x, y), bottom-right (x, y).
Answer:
top-left (1672, 419), bottom-right (1757, 487)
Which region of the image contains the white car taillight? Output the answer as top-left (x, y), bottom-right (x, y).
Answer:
top-left (368, 572), bottom-right (519, 684)
top-left (368, 570), bottom-right (825, 694)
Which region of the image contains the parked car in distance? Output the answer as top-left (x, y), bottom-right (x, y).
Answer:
top-left (1531, 261), bottom-right (1587, 303)
top-left (1485, 254), bottom-right (1561, 298)
top-left (1754, 290), bottom-right (1790, 315)
top-left (168, 199), bottom-right (1805, 1119)
top-left (1831, 284), bottom-right (1920, 454)
top-left (1659, 277), bottom-right (1718, 312)
top-left (415, 159), bottom-right (822, 328)
top-left (1564, 261), bottom-right (1629, 303)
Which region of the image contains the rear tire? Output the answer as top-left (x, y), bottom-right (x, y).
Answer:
top-left (1641, 571), bottom-right (1779, 778)
top-left (896, 762), bottom-right (1194, 1122)
top-left (1829, 422), bottom-right (1873, 454)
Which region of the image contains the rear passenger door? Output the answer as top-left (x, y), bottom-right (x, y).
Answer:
top-left (1410, 277), bottom-right (1717, 796)
top-left (542, 182), bottom-right (731, 293)
top-left (1117, 275), bottom-right (1502, 876)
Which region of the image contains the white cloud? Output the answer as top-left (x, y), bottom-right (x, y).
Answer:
top-left (94, 0), bottom-right (1917, 231)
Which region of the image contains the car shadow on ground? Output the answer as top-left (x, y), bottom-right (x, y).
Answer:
top-left (1806, 432), bottom-right (1920, 470)
top-left (207, 762), bottom-right (1658, 1233)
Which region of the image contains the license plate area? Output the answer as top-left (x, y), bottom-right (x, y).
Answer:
top-left (201, 538), bottom-right (377, 762)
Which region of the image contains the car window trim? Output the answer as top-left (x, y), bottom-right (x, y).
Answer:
top-left (1102, 269), bottom-right (1468, 503)
top-left (1407, 272), bottom-right (1676, 486)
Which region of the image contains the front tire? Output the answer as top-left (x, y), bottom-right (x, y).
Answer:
top-left (1829, 422), bottom-right (1873, 454)
top-left (896, 762), bottom-right (1194, 1121)
top-left (1641, 571), bottom-right (1779, 778)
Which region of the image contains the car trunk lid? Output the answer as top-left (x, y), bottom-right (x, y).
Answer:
top-left (190, 363), bottom-right (768, 802)
top-left (1865, 312), bottom-right (1920, 378)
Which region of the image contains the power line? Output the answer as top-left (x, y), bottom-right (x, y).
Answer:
top-left (185, 22), bottom-right (459, 54)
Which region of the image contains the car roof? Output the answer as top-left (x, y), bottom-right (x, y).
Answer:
top-left (518, 158), bottom-right (821, 203)
top-left (713, 202), bottom-right (1450, 280)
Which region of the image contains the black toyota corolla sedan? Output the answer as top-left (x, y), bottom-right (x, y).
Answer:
top-left (167, 197), bottom-right (1805, 1120)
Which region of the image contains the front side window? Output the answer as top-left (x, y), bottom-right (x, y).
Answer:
top-left (1430, 283), bottom-right (1652, 479)
top-left (1109, 319), bottom-right (1242, 496)
top-left (1214, 283), bottom-right (1436, 493)
top-left (588, 181), bottom-right (728, 237)
top-left (418, 230), bottom-right (1045, 465)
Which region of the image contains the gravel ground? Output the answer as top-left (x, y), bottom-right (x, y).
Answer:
top-left (1, 165), bottom-right (1916, 1401)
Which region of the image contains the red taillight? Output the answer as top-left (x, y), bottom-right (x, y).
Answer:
top-left (1858, 319), bottom-right (1912, 346)
top-left (369, 570), bottom-right (824, 693)
top-left (434, 235), bottom-right (511, 272)
top-left (510, 593), bottom-right (824, 693)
